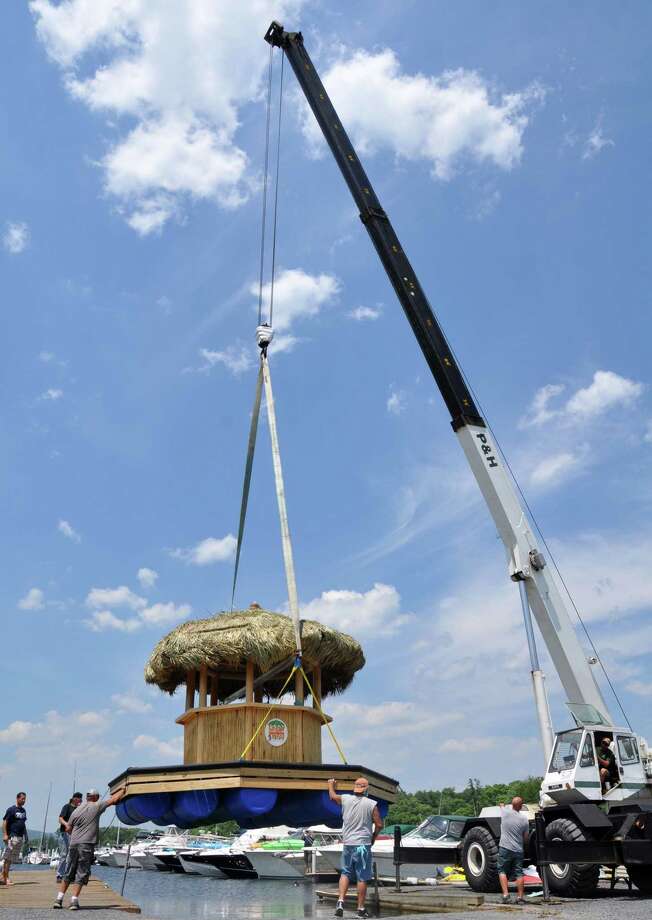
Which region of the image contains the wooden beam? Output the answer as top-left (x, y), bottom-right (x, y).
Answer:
top-left (210, 674), bottom-right (219, 706)
top-left (312, 664), bottom-right (322, 710)
top-left (198, 664), bottom-right (208, 708)
top-left (245, 659), bottom-right (254, 704)
top-left (222, 655), bottom-right (295, 705)
top-left (185, 670), bottom-right (196, 711)
top-left (295, 668), bottom-right (304, 706)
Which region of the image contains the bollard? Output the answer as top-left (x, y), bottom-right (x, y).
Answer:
top-left (373, 861), bottom-right (380, 917)
top-left (534, 812), bottom-right (550, 902)
top-left (119, 843), bottom-right (132, 897)
top-left (393, 825), bottom-right (402, 892)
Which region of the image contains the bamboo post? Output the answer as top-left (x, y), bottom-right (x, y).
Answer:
top-left (185, 670), bottom-right (196, 711)
top-left (246, 660), bottom-right (255, 704)
top-left (199, 664), bottom-right (208, 708)
top-left (210, 673), bottom-right (219, 706)
top-left (312, 665), bottom-right (322, 709)
top-left (295, 668), bottom-right (304, 706)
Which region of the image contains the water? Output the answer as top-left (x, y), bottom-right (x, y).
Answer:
top-left (95, 866), bottom-right (345, 920)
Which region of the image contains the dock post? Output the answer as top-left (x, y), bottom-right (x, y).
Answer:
top-left (534, 811), bottom-right (550, 902)
top-left (373, 861), bottom-right (380, 917)
top-left (393, 825), bottom-right (402, 892)
top-left (120, 843), bottom-right (132, 897)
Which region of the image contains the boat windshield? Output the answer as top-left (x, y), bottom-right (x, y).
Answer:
top-left (549, 729), bottom-right (583, 772)
top-left (406, 817), bottom-right (451, 841)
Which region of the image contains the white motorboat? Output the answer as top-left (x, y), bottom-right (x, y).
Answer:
top-left (246, 827), bottom-right (342, 880)
top-left (26, 850), bottom-right (51, 866)
top-left (183, 826), bottom-right (296, 879)
top-left (320, 815), bottom-right (466, 882)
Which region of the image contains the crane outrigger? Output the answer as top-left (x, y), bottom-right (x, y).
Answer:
top-left (264, 21), bottom-right (652, 896)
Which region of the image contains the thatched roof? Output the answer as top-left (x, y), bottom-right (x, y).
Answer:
top-left (144, 605), bottom-right (365, 700)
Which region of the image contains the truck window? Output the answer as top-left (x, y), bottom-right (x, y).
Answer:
top-left (617, 736), bottom-right (639, 765)
top-left (580, 735), bottom-right (595, 767)
top-left (550, 729), bottom-right (583, 772)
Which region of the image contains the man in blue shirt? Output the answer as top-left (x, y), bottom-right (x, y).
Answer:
top-left (2, 792), bottom-right (27, 885)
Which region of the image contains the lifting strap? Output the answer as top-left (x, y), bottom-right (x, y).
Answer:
top-left (262, 352), bottom-right (302, 657)
top-left (230, 362), bottom-right (264, 611)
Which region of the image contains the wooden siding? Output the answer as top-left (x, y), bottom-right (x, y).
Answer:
top-left (177, 703), bottom-right (326, 765)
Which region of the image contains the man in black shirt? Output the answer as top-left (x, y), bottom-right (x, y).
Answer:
top-left (57, 793), bottom-right (82, 881)
top-left (598, 737), bottom-right (618, 792)
top-left (2, 792), bottom-right (27, 885)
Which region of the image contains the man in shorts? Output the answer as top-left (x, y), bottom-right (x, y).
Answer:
top-left (497, 797), bottom-right (530, 904)
top-left (54, 786), bottom-right (125, 910)
top-left (328, 777), bottom-right (383, 919)
top-left (2, 792), bottom-right (27, 885)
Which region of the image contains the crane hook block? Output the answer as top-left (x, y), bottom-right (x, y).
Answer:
top-left (256, 324), bottom-right (275, 350)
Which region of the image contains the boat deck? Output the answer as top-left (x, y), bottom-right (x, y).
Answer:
top-left (0, 869), bottom-right (140, 913)
top-left (316, 883), bottom-right (485, 913)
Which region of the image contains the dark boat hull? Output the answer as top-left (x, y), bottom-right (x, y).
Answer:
top-left (195, 853), bottom-right (257, 879)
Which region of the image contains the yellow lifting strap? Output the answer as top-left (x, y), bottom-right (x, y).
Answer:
top-left (239, 664), bottom-right (297, 761)
top-left (300, 667), bottom-right (348, 765)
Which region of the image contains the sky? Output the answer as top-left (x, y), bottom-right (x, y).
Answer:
top-left (2, 1), bottom-right (652, 830)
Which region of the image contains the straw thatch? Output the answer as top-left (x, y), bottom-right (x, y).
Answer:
top-left (144, 605), bottom-right (365, 700)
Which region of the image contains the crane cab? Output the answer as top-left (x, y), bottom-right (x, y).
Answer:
top-left (541, 705), bottom-right (652, 806)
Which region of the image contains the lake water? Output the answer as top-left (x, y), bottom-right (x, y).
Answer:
top-left (95, 866), bottom-right (345, 920)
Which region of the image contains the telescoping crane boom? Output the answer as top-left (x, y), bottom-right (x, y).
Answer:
top-left (265, 21), bottom-right (652, 898)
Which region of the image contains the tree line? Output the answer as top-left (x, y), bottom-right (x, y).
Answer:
top-left (386, 776), bottom-right (543, 825)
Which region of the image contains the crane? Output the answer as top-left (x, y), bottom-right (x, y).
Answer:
top-left (264, 21), bottom-right (652, 896)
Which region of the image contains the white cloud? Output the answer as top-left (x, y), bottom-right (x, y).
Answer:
top-left (583, 116), bottom-right (614, 160)
top-left (140, 601), bottom-right (191, 626)
top-left (86, 585), bottom-right (146, 611)
top-left (348, 306), bottom-right (381, 322)
top-left (137, 567), bottom-right (158, 590)
top-left (303, 50), bottom-right (543, 179)
top-left (520, 383), bottom-right (565, 428)
top-left (18, 587), bottom-right (45, 611)
top-left (0, 709), bottom-right (110, 747)
top-left (626, 680), bottom-right (652, 697)
top-left (58, 519), bottom-right (81, 542)
top-left (522, 371), bottom-right (643, 427)
top-left (133, 733), bottom-right (183, 760)
top-left (386, 388), bottom-right (406, 415)
top-left (171, 534), bottom-right (236, 566)
top-left (565, 370), bottom-right (642, 419)
top-left (529, 449), bottom-right (585, 489)
top-left (328, 700), bottom-right (462, 739)
top-left (301, 582), bottom-right (413, 637)
top-left (85, 610), bottom-right (142, 632)
top-left (39, 350), bottom-right (55, 363)
top-left (30, 0), bottom-right (304, 233)
top-left (198, 345), bottom-right (253, 376)
top-left (111, 693), bottom-right (153, 714)
top-left (440, 737), bottom-right (496, 754)
top-left (3, 221), bottom-right (30, 254)
top-left (254, 268), bottom-right (341, 337)
top-left (0, 721), bottom-right (34, 744)
top-left (41, 388), bottom-right (64, 402)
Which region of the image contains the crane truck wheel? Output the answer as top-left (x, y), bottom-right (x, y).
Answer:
top-left (626, 866), bottom-right (652, 894)
top-left (544, 818), bottom-right (600, 897)
top-left (461, 826), bottom-right (500, 892)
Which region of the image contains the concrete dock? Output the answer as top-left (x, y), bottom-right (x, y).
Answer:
top-left (0, 869), bottom-right (141, 914)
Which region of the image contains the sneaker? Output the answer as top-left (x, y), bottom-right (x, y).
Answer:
top-left (515, 897), bottom-right (526, 904)
top-left (334, 901), bottom-right (344, 918)
top-left (69, 903), bottom-right (80, 911)
top-left (357, 910), bottom-right (370, 919)
top-left (501, 894), bottom-right (512, 903)
top-left (53, 902), bottom-right (63, 910)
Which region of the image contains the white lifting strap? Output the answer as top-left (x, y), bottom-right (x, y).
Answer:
top-left (262, 352), bottom-right (302, 657)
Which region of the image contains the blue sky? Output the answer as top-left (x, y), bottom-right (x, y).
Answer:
top-left (2, 1), bottom-right (652, 827)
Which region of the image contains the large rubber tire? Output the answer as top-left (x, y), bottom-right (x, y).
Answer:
top-left (627, 866), bottom-right (652, 895)
top-left (544, 818), bottom-right (600, 898)
top-left (461, 826), bottom-right (500, 892)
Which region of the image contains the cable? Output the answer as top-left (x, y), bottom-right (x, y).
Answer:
top-left (257, 44), bottom-right (274, 326)
top-left (441, 329), bottom-right (632, 730)
top-left (268, 50), bottom-right (285, 327)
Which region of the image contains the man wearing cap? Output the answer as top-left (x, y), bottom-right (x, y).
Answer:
top-left (56, 793), bottom-right (82, 882)
top-left (54, 786), bottom-right (125, 911)
top-left (328, 777), bottom-right (383, 920)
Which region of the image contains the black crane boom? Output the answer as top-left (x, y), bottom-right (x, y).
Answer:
top-left (264, 21), bottom-right (484, 431)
